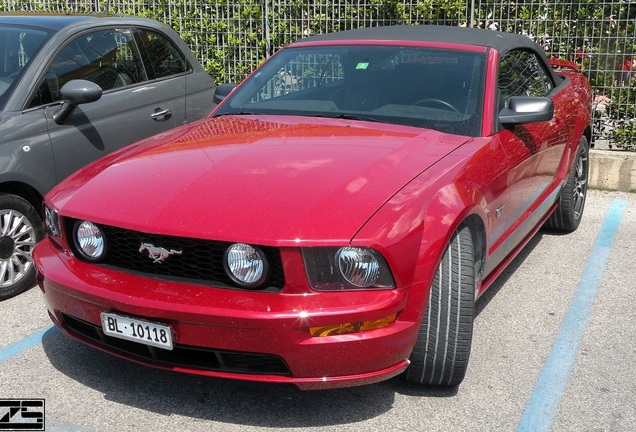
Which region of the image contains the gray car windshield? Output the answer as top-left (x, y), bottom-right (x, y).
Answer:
top-left (0, 25), bottom-right (50, 108)
top-left (215, 45), bottom-right (487, 136)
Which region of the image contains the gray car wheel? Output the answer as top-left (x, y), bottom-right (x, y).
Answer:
top-left (406, 225), bottom-right (475, 386)
top-left (0, 194), bottom-right (44, 301)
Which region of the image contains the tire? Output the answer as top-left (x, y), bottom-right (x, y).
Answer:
top-left (406, 225), bottom-right (475, 387)
top-left (0, 194), bottom-right (44, 301)
top-left (545, 136), bottom-right (589, 232)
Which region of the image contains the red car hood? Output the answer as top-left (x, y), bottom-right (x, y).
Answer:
top-left (51, 116), bottom-right (470, 245)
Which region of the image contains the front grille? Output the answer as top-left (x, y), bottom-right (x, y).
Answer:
top-left (61, 313), bottom-right (291, 376)
top-left (65, 219), bottom-right (285, 291)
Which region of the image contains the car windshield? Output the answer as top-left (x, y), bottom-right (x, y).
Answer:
top-left (215, 44), bottom-right (487, 136)
top-left (0, 24), bottom-right (50, 109)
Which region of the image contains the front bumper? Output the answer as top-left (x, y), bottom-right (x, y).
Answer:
top-left (34, 239), bottom-right (417, 390)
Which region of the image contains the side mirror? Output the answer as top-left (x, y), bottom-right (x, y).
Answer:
top-left (499, 96), bottom-right (554, 126)
top-left (213, 83), bottom-right (237, 105)
top-left (53, 79), bottom-right (103, 125)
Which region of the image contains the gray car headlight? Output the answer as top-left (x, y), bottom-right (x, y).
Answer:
top-left (224, 243), bottom-right (269, 288)
top-left (73, 220), bottom-right (106, 261)
top-left (303, 246), bottom-right (395, 291)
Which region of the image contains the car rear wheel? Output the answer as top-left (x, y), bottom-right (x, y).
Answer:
top-left (0, 194), bottom-right (44, 301)
top-left (545, 136), bottom-right (589, 232)
top-left (405, 225), bottom-right (475, 387)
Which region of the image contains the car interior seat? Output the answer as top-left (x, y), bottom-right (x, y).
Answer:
top-left (79, 31), bottom-right (134, 90)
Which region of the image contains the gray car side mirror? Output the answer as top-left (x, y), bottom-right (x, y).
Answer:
top-left (53, 79), bottom-right (103, 125)
top-left (213, 83), bottom-right (237, 105)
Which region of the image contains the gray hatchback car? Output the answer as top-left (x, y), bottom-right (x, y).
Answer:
top-left (0, 14), bottom-right (216, 300)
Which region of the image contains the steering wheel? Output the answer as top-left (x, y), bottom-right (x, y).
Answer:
top-left (413, 98), bottom-right (460, 113)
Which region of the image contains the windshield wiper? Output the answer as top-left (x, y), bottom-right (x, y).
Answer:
top-left (313, 113), bottom-right (387, 123)
top-left (213, 111), bottom-right (259, 117)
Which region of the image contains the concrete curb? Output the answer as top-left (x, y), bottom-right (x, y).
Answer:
top-left (589, 149), bottom-right (636, 192)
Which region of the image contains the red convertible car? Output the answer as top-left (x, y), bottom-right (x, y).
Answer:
top-left (34, 25), bottom-right (592, 389)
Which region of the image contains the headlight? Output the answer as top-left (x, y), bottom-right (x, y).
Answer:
top-left (303, 246), bottom-right (395, 291)
top-left (44, 206), bottom-right (61, 238)
top-left (224, 243), bottom-right (268, 288)
top-left (336, 247), bottom-right (381, 287)
top-left (73, 221), bottom-right (106, 261)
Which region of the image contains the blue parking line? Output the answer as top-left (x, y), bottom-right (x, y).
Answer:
top-left (0, 325), bottom-right (55, 363)
top-left (516, 199), bottom-right (628, 432)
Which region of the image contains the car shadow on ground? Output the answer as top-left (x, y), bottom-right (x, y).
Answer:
top-left (475, 230), bottom-right (545, 317)
top-left (41, 327), bottom-right (454, 427)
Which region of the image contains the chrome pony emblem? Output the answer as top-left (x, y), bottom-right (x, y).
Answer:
top-left (139, 243), bottom-right (183, 263)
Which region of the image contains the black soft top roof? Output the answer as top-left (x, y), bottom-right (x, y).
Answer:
top-left (295, 25), bottom-right (544, 56)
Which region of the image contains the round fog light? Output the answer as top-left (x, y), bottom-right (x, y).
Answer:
top-left (336, 247), bottom-right (380, 287)
top-left (74, 221), bottom-right (105, 261)
top-left (224, 243), bottom-right (268, 288)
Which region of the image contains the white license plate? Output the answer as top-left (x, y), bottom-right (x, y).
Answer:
top-left (100, 312), bottom-right (173, 350)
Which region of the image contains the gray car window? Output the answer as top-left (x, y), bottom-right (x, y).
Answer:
top-left (135, 29), bottom-right (190, 80)
top-left (30, 28), bottom-right (146, 107)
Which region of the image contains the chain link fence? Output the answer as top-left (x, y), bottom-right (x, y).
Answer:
top-left (2, 0), bottom-right (635, 149)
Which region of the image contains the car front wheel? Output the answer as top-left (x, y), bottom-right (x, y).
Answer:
top-left (405, 225), bottom-right (475, 387)
top-left (0, 194), bottom-right (44, 301)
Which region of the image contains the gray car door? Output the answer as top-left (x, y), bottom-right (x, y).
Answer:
top-left (132, 27), bottom-right (216, 123)
top-left (37, 27), bottom-right (179, 183)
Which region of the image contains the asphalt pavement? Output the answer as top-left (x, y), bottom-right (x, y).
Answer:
top-left (1, 189), bottom-right (634, 432)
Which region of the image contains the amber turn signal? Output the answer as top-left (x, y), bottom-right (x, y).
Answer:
top-left (309, 313), bottom-right (398, 337)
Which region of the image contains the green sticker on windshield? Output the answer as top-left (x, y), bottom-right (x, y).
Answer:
top-left (356, 62), bottom-right (369, 70)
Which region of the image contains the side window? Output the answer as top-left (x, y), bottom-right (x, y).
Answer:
top-left (135, 29), bottom-right (189, 80)
top-left (498, 49), bottom-right (553, 109)
top-left (30, 28), bottom-right (146, 107)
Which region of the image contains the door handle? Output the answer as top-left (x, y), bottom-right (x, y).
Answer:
top-left (151, 108), bottom-right (172, 121)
